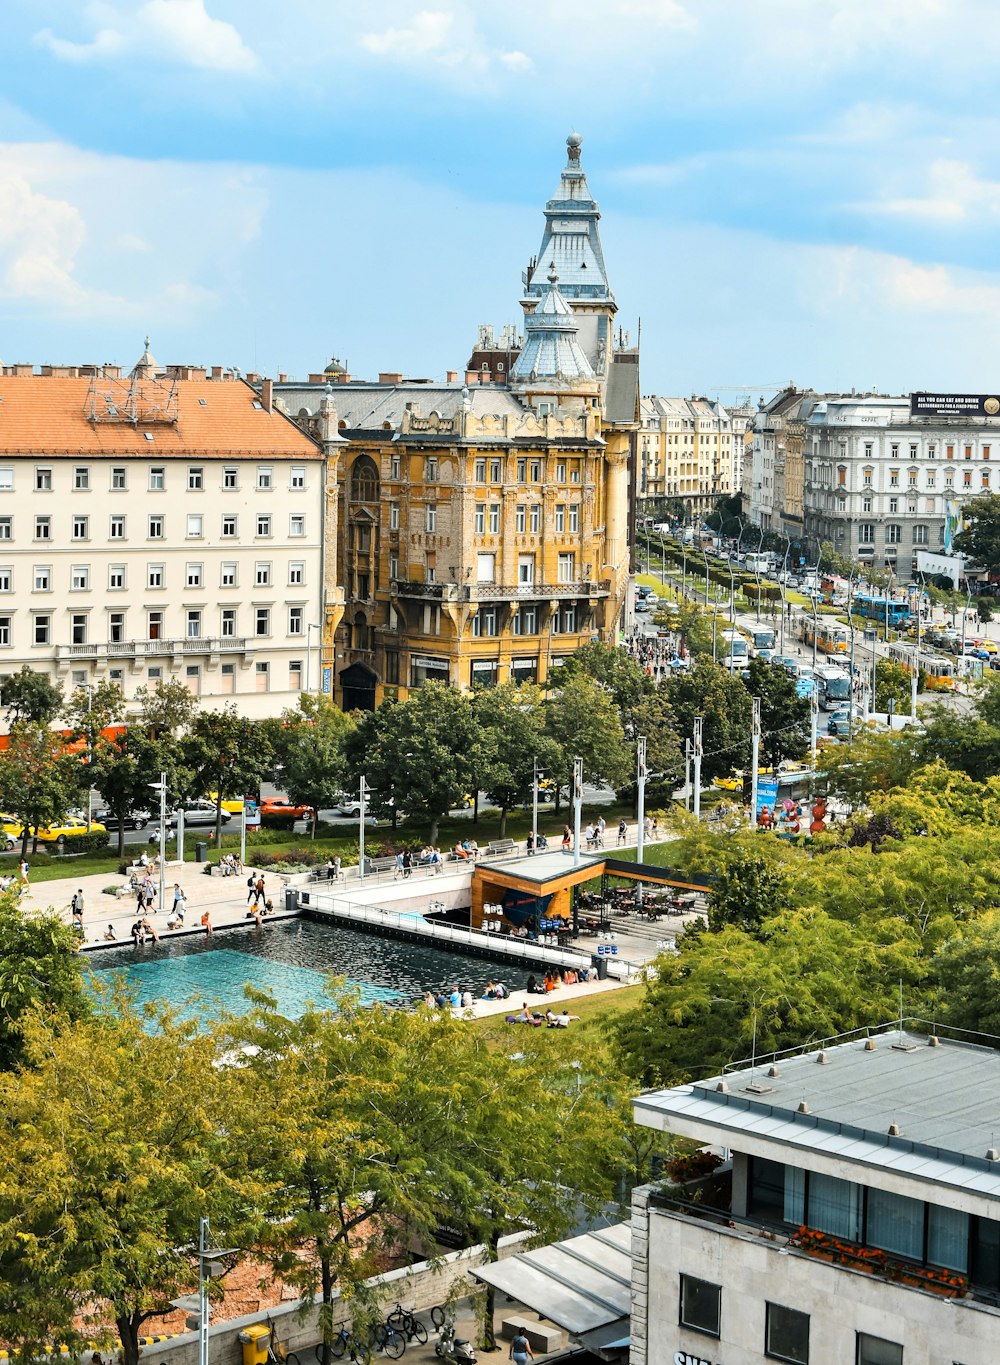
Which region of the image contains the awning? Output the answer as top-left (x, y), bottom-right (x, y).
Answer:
top-left (471, 1222), bottom-right (631, 1347)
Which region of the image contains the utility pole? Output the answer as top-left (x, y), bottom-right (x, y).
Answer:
top-left (636, 736), bottom-right (647, 864)
top-left (749, 697), bottom-right (761, 828)
top-left (811, 686), bottom-right (819, 766)
top-left (531, 755), bottom-right (540, 853)
top-left (684, 738), bottom-right (692, 812)
top-left (692, 717), bottom-right (703, 822)
top-left (811, 592), bottom-right (819, 673)
top-left (358, 775), bottom-right (368, 880)
top-left (572, 756), bottom-right (583, 867)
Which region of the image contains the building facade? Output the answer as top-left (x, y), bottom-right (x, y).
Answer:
top-left (748, 387), bottom-right (823, 537)
top-left (632, 1026), bottom-right (1000, 1365)
top-left (0, 353), bottom-right (328, 718)
top-left (638, 396), bottom-right (738, 516)
top-left (281, 135), bottom-right (637, 710)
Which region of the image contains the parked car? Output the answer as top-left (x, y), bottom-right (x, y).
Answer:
top-left (95, 808), bottom-right (151, 831)
top-left (334, 798), bottom-right (380, 824)
top-left (260, 797), bottom-right (316, 820)
top-left (164, 802), bottom-right (232, 828)
top-left (0, 813), bottom-right (23, 851)
top-left (35, 816), bottom-right (108, 846)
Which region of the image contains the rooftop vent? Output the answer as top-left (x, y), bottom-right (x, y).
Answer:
top-left (767, 1063), bottom-right (780, 1078)
top-left (987, 1148), bottom-right (999, 1162)
top-left (928, 1035), bottom-right (941, 1047)
top-left (815, 1050), bottom-right (829, 1065)
top-left (864, 1038), bottom-right (876, 1052)
top-left (888, 1123), bottom-right (902, 1137)
top-left (715, 1080), bottom-right (728, 1093)
top-left (797, 1100), bottom-right (811, 1115)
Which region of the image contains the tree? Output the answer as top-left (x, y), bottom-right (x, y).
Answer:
top-left (2, 666), bottom-right (63, 727)
top-left (470, 683), bottom-right (558, 837)
top-left (0, 997), bottom-right (252, 1365)
top-left (742, 657), bottom-right (810, 767)
top-left (0, 723), bottom-right (82, 858)
top-left (706, 847), bottom-right (794, 935)
top-left (89, 730), bottom-right (185, 860)
top-left (63, 680), bottom-right (127, 746)
top-left (133, 679), bottom-right (198, 740)
top-left (932, 910), bottom-right (1000, 1036)
top-left (184, 706), bottom-right (273, 844)
top-left (816, 727), bottom-right (925, 807)
top-left (874, 659), bottom-right (912, 714)
top-left (279, 696), bottom-right (356, 836)
top-left (548, 641), bottom-right (652, 721)
top-left (543, 675), bottom-right (631, 805)
top-left (661, 661), bottom-right (752, 784)
top-left (630, 689), bottom-right (684, 803)
top-left (953, 493), bottom-right (1000, 573)
top-left (0, 894), bottom-right (90, 1071)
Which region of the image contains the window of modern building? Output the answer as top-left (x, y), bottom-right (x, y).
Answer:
top-left (219, 608), bottom-right (236, 638)
top-left (109, 613), bottom-right (125, 644)
top-left (856, 1332), bottom-right (902, 1365)
top-left (288, 606), bottom-right (303, 635)
top-left (255, 607), bottom-right (270, 636)
top-left (222, 514), bottom-right (237, 538)
top-left (186, 610), bottom-right (202, 639)
top-left (255, 562), bottom-right (271, 587)
top-left (808, 1171), bottom-right (863, 1240)
top-left (0, 469), bottom-right (12, 492)
top-left (255, 661), bottom-right (270, 692)
top-left (71, 566), bottom-right (89, 591)
top-left (0, 616), bottom-right (12, 646)
top-left (149, 467), bottom-right (165, 491)
top-left (188, 467), bottom-right (204, 490)
top-left (290, 466), bottom-right (306, 489)
top-left (186, 563), bottom-right (202, 588)
top-left (289, 561), bottom-right (304, 585)
top-left (223, 467), bottom-right (238, 490)
top-left (679, 1275), bottom-right (721, 1337)
top-left (35, 467), bottom-right (52, 491)
top-left (34, 615), bottom-right (50, 645)
top-left (34, 516), bottom-right (51, 540)
top-left (70, 615), bottom-right (88, 645)
top-left (257, 466), bottom-right (273, 490)
top-left (148, 564), bottom-right (164, 589)
top-left (867, 1188), bottom-right (924, 1261)
top-left (34, 566), bottom-right (51, 592)
top-left (148, 515), bottom-right (164, 539)
top-left (111, 466), bottom-right (127, 490)
top-left (765, 1302), bottom-right (809, 1364)
top-left (256, 514), bottom-right (272, 538)
top-left (425, 504), bottom-right (437, 533)
top-left (109, 514), bottom-right (125, 540)
top-left (74, 466), bottom-right (90, 491)
top-left (187, 514), bottom-right (204, 538)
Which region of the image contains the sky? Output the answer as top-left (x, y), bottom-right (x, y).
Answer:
top-left (3, 0), bottom-right (1000, 399)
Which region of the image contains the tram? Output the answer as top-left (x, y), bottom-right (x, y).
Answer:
top-left (885, 642), bottom-right (956, 691)
top-left (850, 595), bottom-right (911, 629)
top-left (801, 620), bottom-right (849, 655)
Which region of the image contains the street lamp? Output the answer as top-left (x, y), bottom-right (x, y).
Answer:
top-left (171, 1219), bottom-right (239, 1365)
top-left (778, 535), bottom-right (791, 654)
top-left (305, 622), bottom-right (322, 695)
top-left (148, 772), bottom-right (167, 914)
top-left (358, 776), bottom-right (368, 880)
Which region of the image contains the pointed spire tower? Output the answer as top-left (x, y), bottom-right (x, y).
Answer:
top-left (510, 263), bottom-right (597, 402)
top-left (521, 134), bottom-right (616, 385)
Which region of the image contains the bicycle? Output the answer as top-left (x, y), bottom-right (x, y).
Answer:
top-left (316, 1331), bottom-right (372, 1365)
top-left (384, 1304), bottom-right (428, 1345)
top-left (266, 1316), bottom-right (301, 1365)
top-left (371, 1322), bottom-right (406, 1360)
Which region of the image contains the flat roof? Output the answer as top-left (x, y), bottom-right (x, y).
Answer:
top-left (635, 1029), bottom-right (1000, 1198)
top-left (484, 849), bottom-right (604, 887)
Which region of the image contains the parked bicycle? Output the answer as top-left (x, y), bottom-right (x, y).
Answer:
top-left (385, 1304), bottom-right (428, 1345)
top-left (371, 1322), bottom-right (406, 1359)
top-left (266, 1317), bottom-right (301, 1365)
top-left (315, 1330), bottom-right (372, 1365)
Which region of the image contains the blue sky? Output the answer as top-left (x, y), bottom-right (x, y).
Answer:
top-left (3, 0), bottom-right (1000, 398)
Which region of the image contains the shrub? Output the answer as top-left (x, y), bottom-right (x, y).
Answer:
top-left (52, 830), bottom-right (111, 855)
top-left (261, 813), bottom-right (296, 832)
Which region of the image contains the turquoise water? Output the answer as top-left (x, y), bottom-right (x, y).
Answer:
top-left (87, 918), bottom-right (508, 1023)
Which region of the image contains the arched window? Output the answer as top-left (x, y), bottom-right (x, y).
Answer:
top-left (350, 457), bottom-right (379, 503)
top-left (352, 611), bottom-right (370, 651)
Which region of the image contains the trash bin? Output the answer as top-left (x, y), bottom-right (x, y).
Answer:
top-left (195, 841), bottom-right (208, 863)
top-left (238, 1325), bottom-right (271, 1365)
top-left (284, 887), bottom-right (299, 913)
top-left (592, 952), bottom-right (609, 981)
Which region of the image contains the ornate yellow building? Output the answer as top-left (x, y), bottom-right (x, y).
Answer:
top-left (279, 135), bottom-right (637, 708)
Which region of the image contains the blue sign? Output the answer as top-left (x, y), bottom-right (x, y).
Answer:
top-left (322, 666), bottom-right (332, 695)
top-left (756, 778), bottom-right (779, 815)
top-left (795, 677), bottom-right (815, 699)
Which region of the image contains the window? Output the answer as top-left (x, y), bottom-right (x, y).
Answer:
top-left (765, 1303), bottom-right (809, 1364)
top-left (257, 466), bottom-right (273, 490)
top-left (679, 1275), bottom-right (720, 1337)
top-left (33, 615), bottom-right (50, 645)
top-left (389, 553), bottom-right (399, 580)
top-left (518, 554), bottom-right (535, 584)
top-left (489, 459), bottom-right (502, 482)
top-left (513, 606), bottom-right (538, 636)
top-left (34, 516), bottom-right (51, 540)
top-left (474, 458), bottom-right (486, 484)
top-left (557, 604), bottom-right (577, 633)
top-left (863, 467), bottom-right (873, 486)
top-left (856, 1332), bottom-right (902, 1365)
top-left (488, 504), bottom-right (500, 533)
top-left (184, 665), bottom-right (201, 696)
top-left (187, 466), bottom-right (204, 490)
top-left (351, 457), bottom-right (379, 501)
top-left (517, 458), bottom-right (527, 482)
top-left (111, 466), bottom-right (127, 489)
top-left (859, 525), bottom-right (874, 543)
top-left (186, 610), bottom-right (202, 639)
top-left (148, 515), bottom-right (164, 539)
top-left (109, 612), bottom-right (125, 644)
top-left (220, 609), bottom-right (236, 638)
top-left (289, 514), bottom-right (305, 537)
top-left (984, 471), bottom-right (991, 488)
top-left (289, 561), bottom-right (304, 585)
top-left (425, 456), bottom-right (438, 482)
top-left (474, 505), bottom-right (485, 534)
top-left (384, 651), bottom-right (399, 685)
top-left (290, 466), bottom-right (306, 489)
top-left (288, 606), bottom-right (304, 635)
top-left (223, 467), bottom-right (238, 490)
top-left (472, 607), bottom-right (497, 637)
top-left (556, 461), bottom-right (567, 482)
top-left (529, 504), bottom-right (541, 533)
top-left (516, 504), bottom-right (527, 533)
top-left (149, 467), bottom-right (165, 490)
top-left (255, 661), bottom-right (270, 692)
top-left (886, 524), bottom-right (902, 544)
top-left (985, 445), bottom-right (992, 460)
top-left (187, 514), bottom-right (204, 538)
top-left (425, 504), bottom-right (437, 533)
top-left (34, 566), bottom-right (50, 592)
top-left (529, 459), bottom-right (542, 482)
top-left (808, 1172), bottom-right (863, 1241)
top-left (110, 514), bottom-right (125, 539)
top-left (867, 1188), bottom-right (924, 1261)
top-left (837, 465), bottom-right (847, 486)
top-left (889, 468), bottom-right (899, 487)
top-left (108, 564), bottom-right (125, 590)
top-left (928, 443), bottom-right (936, 459)
top-left (255, 562), bottom-right (271, 587)
top-left (557, 552), bottom-right (576, 583)
top-left (570, 464), bottom-right (581, 483)
top-left (0, 468), bottom-right (13, 491)
top-left (964, 469), bottom-right (972, 488)
top-left (908, 468), bottom-right (918, 487)
top-left (947, 444), bottom-right (955, 459)
top-left (555, 504), bottom-right (566, 532)
top-left (0, 517), bottom-right (10, 540)
top-left (890, 443), bottom-right (899, 457)
top-left (186, 563), bottom-right (202, 588)
top-left (256, 514), bottom-right (272, 538)
top-left (74, 466), bottom-right (90, 490)
top-left (0, 616), bottom-right (10, 646)
top-left (222, 514), bottom-right (237, 538)
top-left (889, 497), bottom-right (898, 514)
top-left (476, 553), bottom-right (496, 583)
top-left (390, 454), bottom-right (402, 480)
top-left (966, 444), bottom-right (974, 460)
top-left (928, 1205), bottom-right (968, 1273)
top-left (255, 607), bottom-right (270, 637)
top-left (568, 504), bottom-right (579, 533)
top-left (147, 665), bottom-right (163, 680)
top-left (288, 659), bottom-right (302, 691)
top-left (71, 566), bottom-right (89, 591)
top-left (35, 467), bottom-right (52, 491)
top-left (147, 564), bottom-right (164, 589)
top-left (0, 569), bottom-right (11, 592)
top-left (926, 471), bottom-right (936, 488)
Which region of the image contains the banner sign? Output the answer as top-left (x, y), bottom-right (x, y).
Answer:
top-left (322, 666), bottom-right (332, 695)
top-left (756, 777), bottom-right (779, 816)
top-left (910, 392), bottom-right (1000, 418)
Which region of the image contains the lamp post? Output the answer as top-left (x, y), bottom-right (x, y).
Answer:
top-left (358, 776), bottom-right (368, 880)
top-left (531, 756), bottom-right (541, 853)
top-left (81, 682), bottom-right (94, 831)
top-left (148, 772), bottom-right (167, 914)
top-left (702, 548), bottom-right (710, 608)
top-left (778, 535), bottom-right (790, 654)
top-left (305, 623), bottom-right (322, 694)
top-left (572, 756), bottom-right (583, 868)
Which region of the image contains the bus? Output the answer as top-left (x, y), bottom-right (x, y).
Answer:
top-left (851, 595), bottom-right (911, 629)
top-left (721, 629), bottom-right (750, 666)
top-left (751, 626), bottom-right (775, 651)
top-left (886, 642), bottom-right (956, 692)
top-left (813, 663), bottom-right (852, 710)
top-left (744, 552), bottom-right (772, 575)
top-left (802, 621), bottom-right (849, 655)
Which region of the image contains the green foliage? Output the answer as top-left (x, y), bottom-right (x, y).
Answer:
top-left (707, 847), bottom-right (794, 935)
top-left (471, 683), bottom-right (559, 836)
top-left (543, 674), bottom-right (631, 795)
top-left (1, 666), bottom-right (64, 727)
top-left (278, 696), bottom-right (355, 837)
top-left (661, 661), bottom-right (752, 783)
top-left (953, 493), bottom-right (1000, 573)
top-left (0, 723), bottom-right (83, 860)
top-left (742, 657), bottom-right (810, 767)
top-left (55, 829), bottom-right (111, 855)
top-left (0, 895), bottom-right (90, 1071)
top-left (932, 909), bottom-right (1000, 1036)
top-left (548, 641), bottom-right (652, 716)
top-left (132, 678), bottom-right (198, 739)
top-left (874, 659), bottom-right (912, 713)
top-left (630, 689), bottom-right (684, 799)
top-left (184, 706), bottom-right (273, 844)
top-left (89, 730), bottom-right (184, 861)
top-left (63, 680), bottom-right (126, 744)
top-left (816, 727), bottom-right (925, 806)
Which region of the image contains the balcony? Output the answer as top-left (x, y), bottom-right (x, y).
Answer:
top-left (473, 580), bottom-right (611, 601)
top-left (56, 643), bottom-right (100, 661)
top-left (391, 580), bottom-right (455, 601)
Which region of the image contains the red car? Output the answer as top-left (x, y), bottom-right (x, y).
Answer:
top-left (260, 798), bottom-right (316, 820)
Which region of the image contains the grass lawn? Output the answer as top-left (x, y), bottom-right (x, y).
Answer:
top-left (471, 982), bottom-right (645, 1053)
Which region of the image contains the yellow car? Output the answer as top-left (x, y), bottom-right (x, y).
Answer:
top-left (0, 814), bottom-right (23, 851)
top-left (34, 816), bottom-right (107, 846)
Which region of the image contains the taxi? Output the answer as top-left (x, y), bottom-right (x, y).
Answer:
top-left (34, 816), bottom-right (107, 845)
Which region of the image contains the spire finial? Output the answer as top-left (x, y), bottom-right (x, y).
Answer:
top-left (547, 260), bottom-right (558, 285)
top-left (566, 131), bottom-right (582, 163)
top-left (144, 335), bottom-right (150, 350)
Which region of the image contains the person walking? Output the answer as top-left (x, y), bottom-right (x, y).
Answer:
top-left (247, 873), bottom-right (257, 904)
top-left (254, 874), bottom-right (265, 905)
top-left (617, 818), bottom-right (628, 846)
top-left (394, 851), bottom-right (404, 880)
top-left (509, 1328), bottom-right (533, 1365)
top-left (18, 859), bottom-right (29, 888)
top-left (402, 849), bottom-right (412, 878)
top-left (171, 882), bottom-right (184, 917)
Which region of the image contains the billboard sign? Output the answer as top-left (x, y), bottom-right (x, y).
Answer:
top-left (910, 392), bottom-right (1000, 418)
top-left (756, 777), bottom-right (779, 817)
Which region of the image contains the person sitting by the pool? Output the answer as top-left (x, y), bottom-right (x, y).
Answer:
top-left (526, 974), bottom-right (548, 995)
top-left (247, 903), bottom-right (263, 928)
top-left (130, 919), bottom-right (146, 944)
top-left (263, 898), bottom-right (275, 915)
top-left (422, 990), bottom-right (437, 1008)
top-left (449, 984), bottom-right (462, 1008)
top-left (434, 990), bottom-right (448, 1009)
top-left (419, 846), bottom-right (435, 865)
top-left (494, 981), bottom-right (508, 999)
top-left (563, 968), bottom-right (578, 985)
top-left (166, 904), bottom-right (185, 930)
top-left (141, 917), bottom-right (159, 943)
top-left (482, 980), bottom-right (498, 998)
top-left (103, 924), bottom-right (117, 942)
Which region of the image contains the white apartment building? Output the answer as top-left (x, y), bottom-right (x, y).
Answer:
top-left (639, 396), bottom-right (737, 515)
top-left (801, 393), bottom-right (1000, 582)
top-left (631, 1025), bottom-right (1000, 1365)
top-left (0, 358), bottom-right (325, 718)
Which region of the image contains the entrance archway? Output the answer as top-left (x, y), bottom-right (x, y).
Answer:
top-left (340, 661), bottom-right (377, 712)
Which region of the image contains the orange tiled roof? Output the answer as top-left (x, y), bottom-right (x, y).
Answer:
top-left (0, 376), bottom-right (321, 458)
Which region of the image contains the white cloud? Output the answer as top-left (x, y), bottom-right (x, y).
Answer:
top-left (0, 166), bottom-right (96, 309)
top-left (360, 9), bottom-right (534, 79)
top-left (34, 0), bottom-right (259, 75)
top-left (849, 159), bottom-right (1000, 223)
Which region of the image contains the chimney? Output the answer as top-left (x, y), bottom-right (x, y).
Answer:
top-left (260, 378), bottom-right (273, 413)
top-left (308, 373), bottom-right (325, 385)
top-left (447, 371), bottom-right (458, 383)
top-left (278, 373), bottom-right (288, 383)
top-left (465, 370), bottom-right (478, 385)
top-left (211, 366), bottom-right (223, 379)
top-left (13, 364), bottom-right (33, 377)
top-left (378, 372), bottom-right (403, 385)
